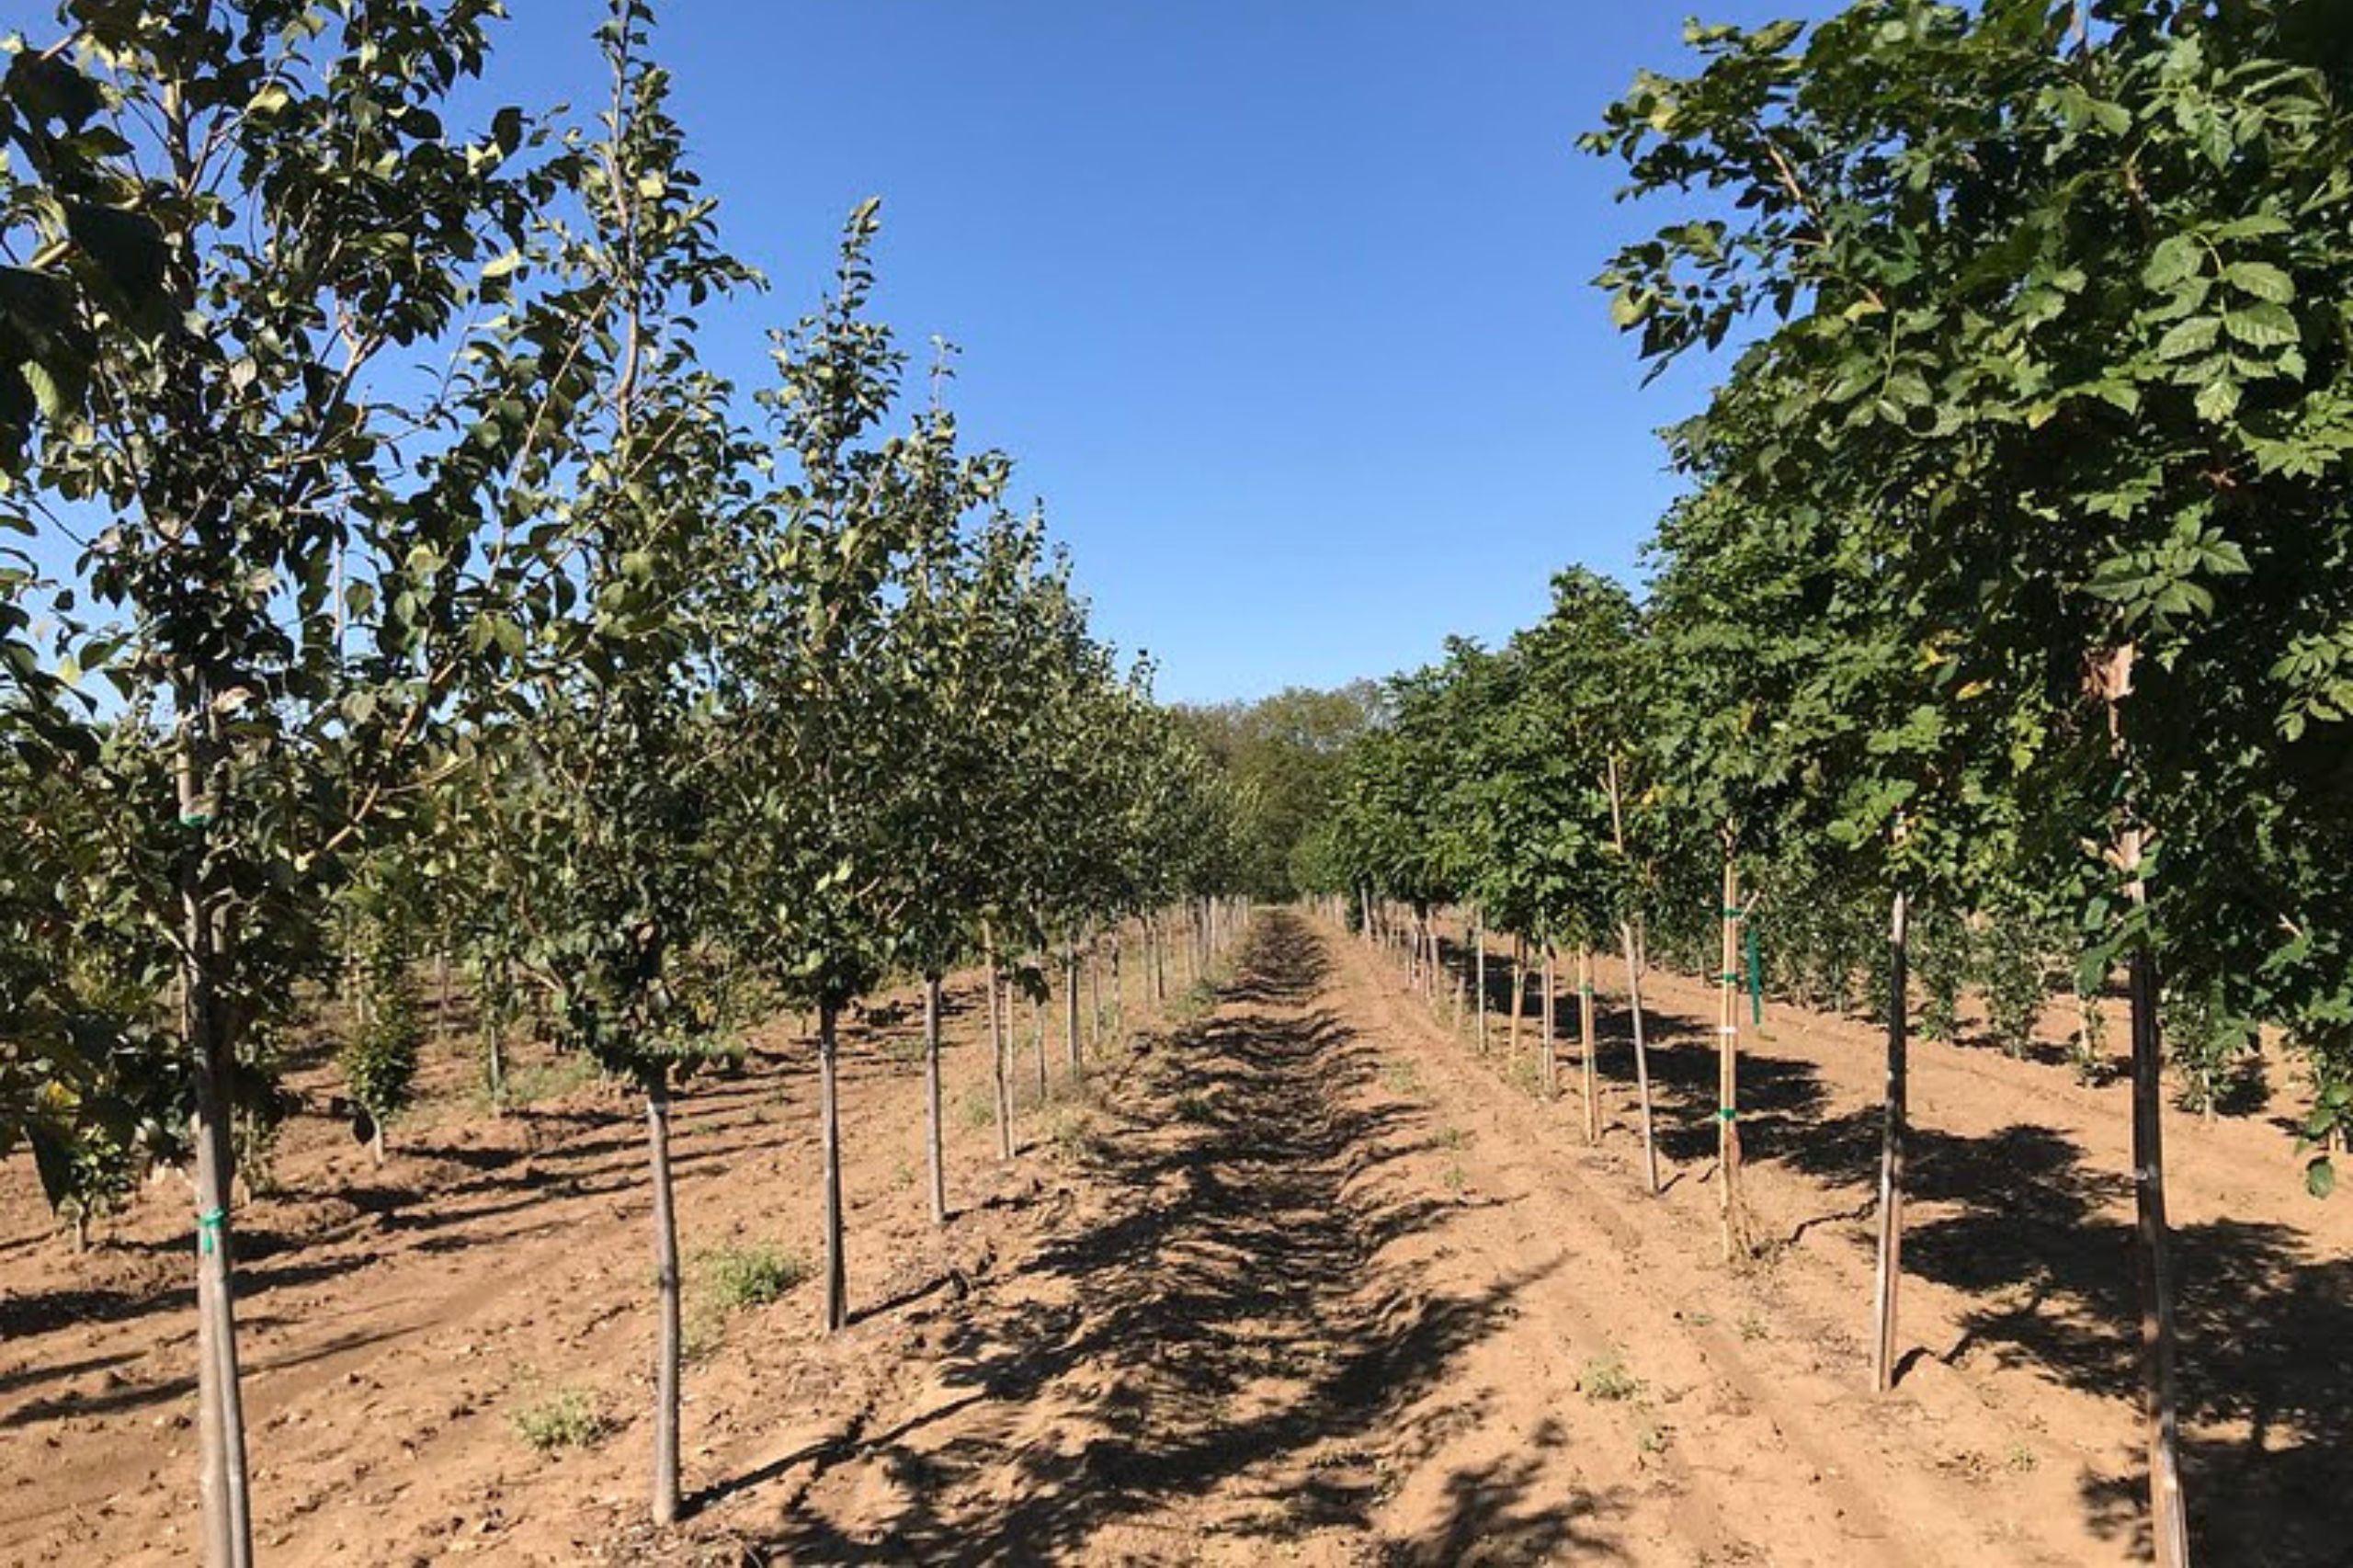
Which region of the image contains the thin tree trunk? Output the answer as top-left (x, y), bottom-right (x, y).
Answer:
top-left (985, 935), bottom-right (1013, 1161)
top-left (2097, 643), bottom-right (2190, 1568)
top-left (819, 999), bottom-right (847, 1334)
top-left (1607, 755), bottom-right (1661, 1195)
top-left (1065, 948), bottom-right (1083, 1077)
top-left (1475, 916), bottom-right (1488, 1054)
top-left (1509, 941), bottom-right (1526, 1062)
top-left (1030, 985), bottom-right (1047, 1103)
top-left (1541, 946), bottom-right (1558, 1099)
top-left (1578, 949), bottom-right (1598, 1144)
top-left (1718, 845), bottom-right (1748, 1260)
top-left (645, 1077), bottom-right (682, 1525)
top-left (181, 719), bottom-right (253, 1568)
top-left (924, 973), bottom-right (947, 1224)
top-left (1088, 928), bottom-right (1104, 1051)
top-left (1871, 888), bottom-right (1909, 1393)
top-left (1621, 923), bottom-right (1661, 1196)
top-left (486, 1011), bottom-right (506, 1113)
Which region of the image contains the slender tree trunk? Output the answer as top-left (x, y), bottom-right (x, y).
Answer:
top-left (1030, 984), bottom-right (1047, 1103)
top-left (1110, 930), bottom-right (1124, 1031)
top-left (818, 999), bottom-right (847, 1334)
top-left (1621, 922), bottom-right (1661, 1195)
top-left (437, 950), bottom-right (453, 1043)
top-left (924, 973), bottom-right (947, 1225)
top-left (486, 1011), bottom-right (506, 1113)
top-left (985, 935), bottom-right (1013, 1161)
top-left (1088, 928), bottom-right (1104, 1051)
top-left (2097, 644), bottom-right (2190, 1568)
top-left (1509, 941), bottom-right (1526, 1062)
top-left (1606, 755), bottom-right (1660, 1195)
top-left (181, 717), bottom-right (253, 1568)
top-left (644, 1077), bottom-right (682, 1524)
top-left (1065, 947), bottom-right (1083, 1077)
top-left (1474, 916), bottom-right (1488, 1053)
top-left (1541, 946), bottom-right (1558, 1099)
top-left (1872, 888), bottom-right (1909, 1393)
top-left (1578, 949), bottom-right (1598, 1144)
top-left (1718, 844), bottom-right (1747, 1261)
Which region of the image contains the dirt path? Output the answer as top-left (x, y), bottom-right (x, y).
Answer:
top-left (5, 912), bottom-right (2345, 1563)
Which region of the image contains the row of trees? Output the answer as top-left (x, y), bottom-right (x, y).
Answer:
top-left (0, 3), bottom-right (1241, 1562)
top-left (1304, 6), bottom-right (2353, 1563)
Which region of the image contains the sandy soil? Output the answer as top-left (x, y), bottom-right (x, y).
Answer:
top-left (2, 912), bottom-right (2345, 1564)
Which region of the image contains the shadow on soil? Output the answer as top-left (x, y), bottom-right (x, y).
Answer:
top-left (743, 914), bottom-right (1620, 1566)
top-left (1430, 929), bottom-right (2351, 1567)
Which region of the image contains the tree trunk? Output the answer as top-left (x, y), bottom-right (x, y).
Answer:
top-left (924, 973), bottom-right (947, 1225)
top-left (819, 998), bottom-right (847, 1334)
top-left (1578, 949), bottom-right (1598, 1144)
top-left (985, 936), bottom-right (1013, 1161)
top-left (1540, 946), bottom-right (1558, 1099)
top-left (1718, 845), bottom-right (1747, 1261)
top-left (1871, 888), bottom-right (1909, 1393)
top-left (1474, 917), bottom-right (1488, 1054)
top-left (1030, 984), bottom-right (1048, 1103)
top-left (645, 1078), bottom-right (682, 1524)
top-left (181, 721), bottom-right (253, 1568)
top-left (1088, 928), bottom-right (1104, 1051)
top-left (485, 1010), bottom-right (506, 1113)
top-left (2096, 645), bottom-right (2191, 1568)
top-left (1065, 948), bottom-right (1083, 1077)
top-left (1509, 942), bottom-right (1526, 1062)
top-left (1620, 922), bottom-right (1661, 1196)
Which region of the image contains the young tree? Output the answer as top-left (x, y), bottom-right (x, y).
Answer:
top-left (0, 6), bottom-right (574, 1557)
top-left (1591, 6), bottom-right (2353, 1554)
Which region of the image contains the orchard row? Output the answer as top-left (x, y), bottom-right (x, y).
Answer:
top-left (0, 3), bottom-right (1247, 1562)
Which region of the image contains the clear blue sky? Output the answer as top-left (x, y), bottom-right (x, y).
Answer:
top-left (18, 0), bottom-right (1826, 703)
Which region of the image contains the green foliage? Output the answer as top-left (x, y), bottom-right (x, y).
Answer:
top-left (697, 1243), bottom-right (808, 1312)
top-left (512, 1387), bottom-right (608, 1452)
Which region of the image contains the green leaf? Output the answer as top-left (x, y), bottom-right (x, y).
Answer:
top-left (2221, 261), bottom-right (2293, 303)
top-left (2223, 301), bottom-right (2298, 348)
top-left (2156, 316), bottom-right (2220, 359)
top-left (2308, 1157), bottom-right (2336, 1200)
top-left (2142, 234), bottom-right (2201, 290)
top-left (2194, 377), bottom-right (2242, 422)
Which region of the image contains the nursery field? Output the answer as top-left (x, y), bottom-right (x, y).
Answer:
top-left (7, 911), bottom-right (2343, 1566)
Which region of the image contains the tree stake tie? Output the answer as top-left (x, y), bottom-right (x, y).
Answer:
top-left (178, 811), bottom-right (212, 829)
top-left (195, 1208), bottom-right (227, 1256)
top-left (1718, 1108), bottom-right (1738, 1122)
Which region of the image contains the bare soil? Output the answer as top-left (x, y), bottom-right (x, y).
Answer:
top-left (2, 913), bottom-right (2345, 1564)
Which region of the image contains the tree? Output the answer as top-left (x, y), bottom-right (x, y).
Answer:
top-left (1590, 6), bottom-right (2353, 1556)
top-left (0, 6), bottom-right (574, 1557)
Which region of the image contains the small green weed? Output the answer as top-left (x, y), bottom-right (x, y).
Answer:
top-left (513, 1387), bottom-right (605, 1452)
top-left (699, 1242), bottom-right (807, 1312)
top-left (1581, 1351), bottom-right (1643, 1403)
